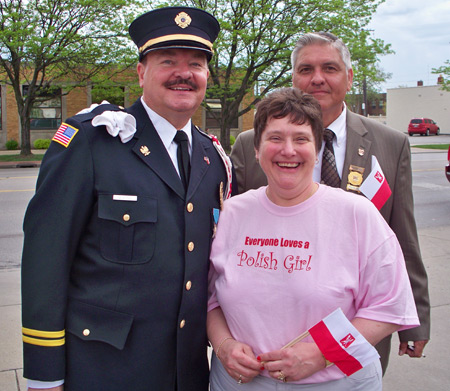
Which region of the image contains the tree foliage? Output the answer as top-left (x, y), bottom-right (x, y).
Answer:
top-left (347, 29), bottom-right (393, 93)
top-left (156, 0), bottom-right (390, 151)
top-left (432, 60), bottom-right (450, 91)
top-left (0, 0), bottom-right (143, 155)
top-left (346, 28), bottom-right (393, 115)
top-left (1, 0), bottom-right (394, 154)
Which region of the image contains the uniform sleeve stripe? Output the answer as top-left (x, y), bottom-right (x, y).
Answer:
top-left (23, 335), bottom-right (65, 347)
top-left (22, 327), bottom-right (65, 338)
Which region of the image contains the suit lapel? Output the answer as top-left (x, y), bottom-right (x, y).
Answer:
top-left (128, 101), bottom-right (185, 199)
top-left (342, 111), bottom-right (372, 191)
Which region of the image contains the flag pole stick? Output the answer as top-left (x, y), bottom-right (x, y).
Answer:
top-left (282, 330), bottom-right (310, 349)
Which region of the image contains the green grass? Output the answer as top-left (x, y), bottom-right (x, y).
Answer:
top-left (0, 154), bottom-right (45, 162)
top-left (413, 144), bottom-right (449, 150)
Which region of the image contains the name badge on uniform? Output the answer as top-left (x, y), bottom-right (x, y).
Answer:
top-left (113, 195), bottom-right (138, 201)
top-left (346, 165), bottom-right (365, 193)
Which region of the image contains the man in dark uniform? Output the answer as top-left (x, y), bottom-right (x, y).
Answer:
top-left (21, 7), bottom-right (233, 391)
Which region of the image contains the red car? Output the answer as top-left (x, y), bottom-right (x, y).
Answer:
top-left (446, 145), bottom-right (450, 183)
top-left (408, 118), bottom-right (440, 136)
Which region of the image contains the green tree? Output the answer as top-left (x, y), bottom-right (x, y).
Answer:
top-left (347, 29), bottom-right (393, 115)
top-left (0, 0), bottom-right (143, 155)
top-left (432, 60), bottom-right (450, 91)
top-left (157, 0), bottom-right (389, 151)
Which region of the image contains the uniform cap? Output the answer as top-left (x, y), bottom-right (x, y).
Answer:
top-left (129, 7), bottom-right (220, 62)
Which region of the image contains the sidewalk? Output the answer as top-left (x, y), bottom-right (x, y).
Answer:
top-left (1, 224), bottom-right (449, 390)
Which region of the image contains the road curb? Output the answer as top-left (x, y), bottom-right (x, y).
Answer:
top-left (0, 161), bottom-right (41, 169)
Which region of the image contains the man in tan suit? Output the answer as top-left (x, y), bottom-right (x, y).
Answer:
top-left (230, 32), bottom-right (430, 374)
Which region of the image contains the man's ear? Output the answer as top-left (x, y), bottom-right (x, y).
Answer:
top-left (347, 68), bottom-right (354, 92)
top-left (137, 62), bottom-right (145, 88)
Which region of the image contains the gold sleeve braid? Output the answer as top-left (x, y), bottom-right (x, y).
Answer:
top-left (22, 327), bottom-right (65, 347)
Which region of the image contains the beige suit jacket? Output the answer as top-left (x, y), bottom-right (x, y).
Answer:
top-left (230, 111), bottom-right (430, 372)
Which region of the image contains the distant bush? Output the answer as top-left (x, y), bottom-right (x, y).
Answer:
top-left (34, 139), bottom-right (51, 149)
top-left (230, 135), bottom-right (236, 146)
top-left (5, 139), bottom-right (19, 150)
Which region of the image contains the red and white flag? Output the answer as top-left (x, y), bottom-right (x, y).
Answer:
top-left (308, 308), bottom-right (380, 376)
top-left (359, 156), bottom-right (391, 210)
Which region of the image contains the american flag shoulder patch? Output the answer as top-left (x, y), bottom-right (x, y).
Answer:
top-left (52, 123), bottom-right (79, 147)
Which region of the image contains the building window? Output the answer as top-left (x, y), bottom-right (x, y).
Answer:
top-left (24, 86), bottom-right (62, 130)
top-left (379, 100), bottom-right (384, 109)
top-left (205, 99), bottom-right (238, 130)
top-left (371, 101), bottom-right (376, 109)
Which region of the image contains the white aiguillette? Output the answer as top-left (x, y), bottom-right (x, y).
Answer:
top-left (113, 195), bottom-right (138, 202)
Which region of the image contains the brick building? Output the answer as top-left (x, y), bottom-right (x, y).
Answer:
top-left (0, 75), bottom-right (254, 149)
top-left (346, 92), bottom-right (387, 117)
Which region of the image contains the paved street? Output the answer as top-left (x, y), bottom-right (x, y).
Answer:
top-left (0, 142), bottom-right (449, 390)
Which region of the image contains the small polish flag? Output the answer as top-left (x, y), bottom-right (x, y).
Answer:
top-left (359, 156), bottom-right (391, 210)
top-left (308, 308), bottom-right (380, 376)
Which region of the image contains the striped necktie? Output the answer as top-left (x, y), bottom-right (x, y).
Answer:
top-left (321, 129), bottom-right (341, 187)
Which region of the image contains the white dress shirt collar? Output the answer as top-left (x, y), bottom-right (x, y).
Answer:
top-left (140, 97), bottom-right (192, 151)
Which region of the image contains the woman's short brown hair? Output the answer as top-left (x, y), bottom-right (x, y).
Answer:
top-left (253, 88), bottom-right (323, 153)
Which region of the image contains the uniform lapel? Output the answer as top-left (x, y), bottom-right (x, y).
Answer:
top-left (128, 100), bottom-right (185, 199)
top-left (341, 111), bottom-right (372, 191)
top-left (187, 126), bottom-right (211, 198)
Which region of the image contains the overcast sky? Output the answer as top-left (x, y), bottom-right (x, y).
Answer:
top-left (367, 0), bottom-right (449, 91)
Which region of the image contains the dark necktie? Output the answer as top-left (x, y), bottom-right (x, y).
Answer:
top-left (321, 129), bottom-right (341, 187)
top-left (174, 130), bottom-right (190, 191)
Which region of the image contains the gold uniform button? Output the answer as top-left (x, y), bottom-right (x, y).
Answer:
top-left (180, 319), bottom-right (186, 329)
top-left (185, 281), bottom-right (192, 291)
top-left (188, 242), bottom-right (194, 252)
top-left (186, 203), bottom-right (194, 213)
top-left (123, 214), bottom-right (130, 222)
top-left (83, 329), bottom-right (90, 337)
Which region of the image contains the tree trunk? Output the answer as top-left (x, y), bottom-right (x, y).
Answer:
top-left (220, 125), bottom-right (231, 154)
top-left (20, 112), bottom-right (32, 156)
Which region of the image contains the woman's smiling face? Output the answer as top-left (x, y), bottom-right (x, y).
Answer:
top-left (256, 116), bottom-right (318, 206)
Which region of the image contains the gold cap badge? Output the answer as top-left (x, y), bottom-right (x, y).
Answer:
top-left (175, 12), bottom-right (192, 28)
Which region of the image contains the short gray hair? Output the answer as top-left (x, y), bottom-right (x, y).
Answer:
top-left (291, 32), bottom-right (352, 72)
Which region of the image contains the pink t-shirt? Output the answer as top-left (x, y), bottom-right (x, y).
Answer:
top-left (208, 185), bottom-right (419, 384)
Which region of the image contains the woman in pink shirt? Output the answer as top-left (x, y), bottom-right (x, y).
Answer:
top-left (207, 88), bottom-right (419, 390)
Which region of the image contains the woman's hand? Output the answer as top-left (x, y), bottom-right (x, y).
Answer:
top-left (217, 338), bottom-right (261, 384)
top-left (258, 341), bottom-right (327, 383)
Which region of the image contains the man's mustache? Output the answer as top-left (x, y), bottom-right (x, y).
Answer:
top-left (165, 78), bottom-right (198, 90)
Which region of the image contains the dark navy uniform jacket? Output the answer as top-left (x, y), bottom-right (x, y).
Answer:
top-left (21, 99), bottom-right (230, 391)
